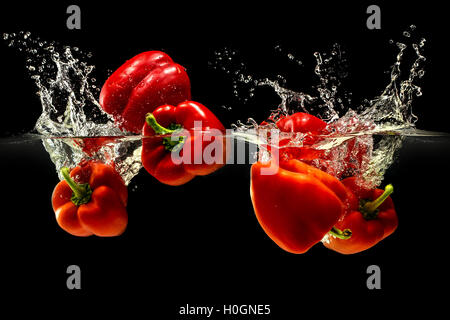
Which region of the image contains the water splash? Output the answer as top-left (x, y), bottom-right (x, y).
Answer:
top-left (3, 32), bottom-right (142, 184)
top-left (3, 28), bottom-right (428, 188)
top-left (214, 28), bottom-right (427, 187)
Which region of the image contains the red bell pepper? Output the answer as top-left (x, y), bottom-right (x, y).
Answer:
top-left (263, 112), bottom-right (370, 179)
top-left (52, 160), bottom-right (128, 237)
top-left (100, 51), bottom-right (191, 133)
top-left (76, 137), bottom-right (118, 156)
top-left (323, 177), bottom-right (398, 254)
top-left (276, 112), bottom-right (327, 133)
top-left (250, 159), bottom-right (356, 254)
top-left (275, 112), bottom-right (327, 161)
top-left (142, 101), bottom-right (226, 186)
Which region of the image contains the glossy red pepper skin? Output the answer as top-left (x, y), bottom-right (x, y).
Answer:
top-left (264, 112), bottom-right (369, 179)
top-left (323, 177), bottom-right (398, 254)
top-left (275, 112), bottom-right (327, 161)
top-left (142, 101), bottom-right (226, 186)
top-left (261, 112), bottom-right (327, 162)
top-left (250, 159), bottom-right (355, 254)
top-left (276, 112), bottom-right (327, 133)
top-left (52, 161), bottom-right (128, 237)
top-left (100, 51), bottom-right (191, 133)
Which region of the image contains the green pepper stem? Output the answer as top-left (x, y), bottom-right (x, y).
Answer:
top-left (146, 113), bottom-right (176, 135)
top-left (329, 226), bottom-right (352, 240)
top-left (61, 167), bottom-right (92, 206)
top-left (145, 112), bottom-right (185, 151)
top-left (363, 184), bottom-right (394, 214)
top-left (61, 167), bottom-right (84, 198)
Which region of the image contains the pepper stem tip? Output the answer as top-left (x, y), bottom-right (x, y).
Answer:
top-left (329, 226), bottom-right (352, 240)
top-left (363, 183), bottom-right (394, 214)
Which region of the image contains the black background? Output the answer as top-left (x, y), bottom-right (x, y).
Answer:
top-left (0, 0), bottom-right (449, 316)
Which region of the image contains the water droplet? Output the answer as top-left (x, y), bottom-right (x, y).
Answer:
top-left (396, 42), bottom-right (407, 50)
top-left (419, 38), bottom-right (426, 47)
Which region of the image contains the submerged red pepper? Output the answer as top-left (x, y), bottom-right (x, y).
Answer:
top-left (275, 112), bottom-right (327, 161)
top-left (250, 159), bottom-right (356, 254)
top-left (77, 137), bottom-right (118, 156)
top-left (323, 177), bottom-right (398, 254)
top-left (262, 112), bottom-right (370, 179)
top-left (52, 161), bottom-right (128, 237)
top-left (100, 51), bottom-right (191, 133)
